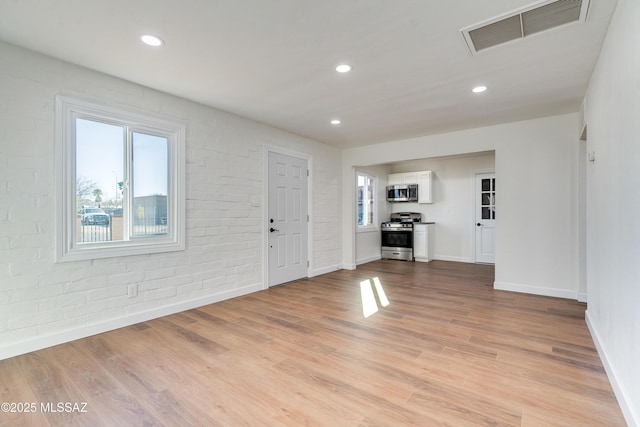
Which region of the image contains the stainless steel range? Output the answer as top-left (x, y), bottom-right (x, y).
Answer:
top-left (381, 212), bottom-right (421, 261)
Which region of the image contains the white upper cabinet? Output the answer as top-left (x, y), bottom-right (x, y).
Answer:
top-left (418, 171), bottom-right (433, 204)
top-left (388, 170), bottom-right (433, 204)
top-left (387, 172), bottom-right (417, 185)
top-left (387, 173), bottom-right (401, 185)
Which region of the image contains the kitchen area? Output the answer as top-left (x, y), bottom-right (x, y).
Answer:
top-left (381, 211), bottom-right (435, 262)
top-left (355, 151), bottom-right (495, 266)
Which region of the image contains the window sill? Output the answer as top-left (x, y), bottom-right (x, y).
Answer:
top-left (56, 238), bottom-right (185, 263)
top-left (356, 225), bottom-right (379, 233)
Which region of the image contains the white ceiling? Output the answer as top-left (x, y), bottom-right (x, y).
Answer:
top-left (0, 0), bottom-right (618, 148)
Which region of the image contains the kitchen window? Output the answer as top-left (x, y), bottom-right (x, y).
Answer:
top-left (55, 96), bottom-right (185, 262)
top-left (356, 171), bottom-right (377, 230)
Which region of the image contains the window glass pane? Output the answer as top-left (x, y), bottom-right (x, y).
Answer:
top-left (132, 132), bottom-right (169, 237)
top-left (482, 178), bottom-right (491, 191)
top-left (482, 207), bottom-right (491, 219)
top-left (75, 118), bottom-right (124, 243)
top-left (366, 176), bottom-right (374, 226)
top-left (356, 173), bottom-right (375, 227)
top-left (357, 175), bottom-right (365, 225)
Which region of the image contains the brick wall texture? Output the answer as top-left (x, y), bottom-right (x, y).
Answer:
top-left (0, 41), bottom-right (342, 352)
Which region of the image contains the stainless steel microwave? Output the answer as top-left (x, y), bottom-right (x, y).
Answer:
top-left (386, 184), bottom-right (418, 202)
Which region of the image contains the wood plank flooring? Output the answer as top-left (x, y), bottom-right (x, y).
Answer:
top-left (0, 260), bottom-right (626, 426)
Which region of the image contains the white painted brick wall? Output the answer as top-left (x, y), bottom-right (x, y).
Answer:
top-left (0, 41), bottom-right (343, 358)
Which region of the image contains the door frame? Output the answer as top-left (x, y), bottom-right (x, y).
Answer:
top-left (471, 169), bottom-right (496, 264)
top-left (263, 145), bottom-right (313, 289)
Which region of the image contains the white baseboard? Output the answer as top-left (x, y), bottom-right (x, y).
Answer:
top-left (0, 282), bottom-right (263, 361)
top-left (586, 310), bottom-right (639, 427)
top-left (577, 292), bottom-right (588, 303)
top-left (310, 264), bottom-right (342, 277)
top-left (494, 281), bottom-right (577, 300)
top-left (356, 254), bottom-right (381, 265)
top-left (434, 255), bottom-right (474, 263)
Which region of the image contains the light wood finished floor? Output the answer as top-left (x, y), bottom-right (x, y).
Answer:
top-left (0, 260), bottom-right (626, 426)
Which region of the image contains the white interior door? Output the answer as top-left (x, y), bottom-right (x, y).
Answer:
top-left (268, 151), bottom-right (308, 286)
top-left (475, 172), bottom-right (495, 264)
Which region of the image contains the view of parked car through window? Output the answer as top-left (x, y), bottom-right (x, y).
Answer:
top-left (78, 206), bottom-right (112, 243)
top-left (81, 207), bottom-right (110, 225)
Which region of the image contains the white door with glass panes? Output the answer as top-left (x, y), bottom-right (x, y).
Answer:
top-left (268, 151), bottom-right (308, 286)
top-left (475, 173), bottom-right (495, 264)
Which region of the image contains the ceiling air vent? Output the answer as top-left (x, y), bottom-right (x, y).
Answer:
top-left (461, 0), bottom-right (590, 54)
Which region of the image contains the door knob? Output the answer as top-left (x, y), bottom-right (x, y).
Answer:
top-left (476, 223), bottom-right (482, 226)
top-left (270, 227), bottom-right (279, 233)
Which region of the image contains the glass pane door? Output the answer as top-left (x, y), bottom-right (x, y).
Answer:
top-left (481, 178), bottom-right (496, 220)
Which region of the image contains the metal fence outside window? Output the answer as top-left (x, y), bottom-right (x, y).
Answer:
top-left (78, 216), bottom-right (168, 243)
top-left (79, 221), bottom-right (112, 243)
top-left (133, 217), bottom-right (168, 237)
top-left (77, 216), bottom-right (169, 243)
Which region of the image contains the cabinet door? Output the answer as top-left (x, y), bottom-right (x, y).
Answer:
top-left (418, 171), bottom-right (432, 204)
top-left (414, 223), bottom-right (434, 262)
top-left (401, 172), bottom-right (417, 184)
top-left (388, 172), bottom-right (419, 185)
top-left (387, 173), bottom-right (402, 185)
top-left (413, 224), bottom-right (426, 258)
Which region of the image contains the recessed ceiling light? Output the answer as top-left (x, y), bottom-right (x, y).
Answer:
top-left (141, 34), bottom-right (164, 47)
top-left (330, 119), bottom-right (341, 125)
top-left (336, 64), bottom-right (351, 73)
top-left (472, 85), bottom-right (487, 93)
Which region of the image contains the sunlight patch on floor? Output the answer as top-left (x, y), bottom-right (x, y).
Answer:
top-left (360, 277), bottom-right (389, 318)
top-left (372, 277), bottom-right (389, 307)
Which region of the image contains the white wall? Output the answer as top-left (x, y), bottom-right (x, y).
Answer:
top-left (343, 113), bottom-right (581, 300)
top-left (386, 153), bottom-right (495, 263)
top-left (584, 0), bottom-right (640, 424)
top-left (0, 41), bottom-right (342, 359)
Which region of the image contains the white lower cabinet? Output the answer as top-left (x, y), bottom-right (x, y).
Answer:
top-left (413, 223), bottom-right (434, 262)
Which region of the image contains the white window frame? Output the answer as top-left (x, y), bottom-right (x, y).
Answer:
top-left (55, 96), bottom-right (185, 262)
top-left (356, 170), bottom-right (378, 232)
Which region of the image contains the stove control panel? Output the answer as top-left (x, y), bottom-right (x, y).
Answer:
top-left (381, 222), bottom-right (414, 228)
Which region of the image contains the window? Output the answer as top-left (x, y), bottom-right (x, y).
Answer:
top-left (56, 96), bottom-right (185, 262)
top-left (356, 172), bottom-right (377, 229)
top-left (480, 177), bottom-right (496, 220)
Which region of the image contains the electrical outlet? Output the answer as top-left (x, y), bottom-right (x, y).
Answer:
top-left (128, 284), bottom-right (138, 298)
